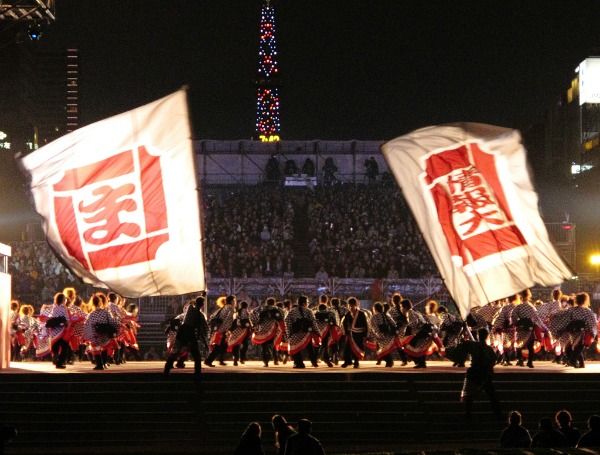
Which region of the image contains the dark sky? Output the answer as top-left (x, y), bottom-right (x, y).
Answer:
top-left (30, 0), bottom-right (600, 140)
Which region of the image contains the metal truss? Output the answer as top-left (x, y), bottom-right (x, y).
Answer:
top-left (0, 0), bottom-right (55, 23)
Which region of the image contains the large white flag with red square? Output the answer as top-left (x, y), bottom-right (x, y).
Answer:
top-left (381, 123), bottom-right (572, 316)
top-left (20, 90), bottom-right (205, 297)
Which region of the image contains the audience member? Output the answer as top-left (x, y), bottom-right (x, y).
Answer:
top-left (531, 417), bottom-right (568, 448)
top-left (271, 414), bottom-right (296, 455)
top-left (284, 418), bottom-right (325, 455)
top-left (578, 414), bottom-right (600, 448)
top-left (556, 409), bottom-right (581, 447)
top-left (233, 422), bottom-right (264, 455)
top-left (499, 411), bottom-right (532, 448)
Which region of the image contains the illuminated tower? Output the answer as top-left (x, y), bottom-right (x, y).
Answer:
top-left (255, 0), bottom-right (281, 142)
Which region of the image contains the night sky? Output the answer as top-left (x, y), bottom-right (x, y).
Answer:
top-left (26, 0), bottom-right (600, 139)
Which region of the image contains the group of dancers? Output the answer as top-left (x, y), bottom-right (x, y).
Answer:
top-left (165, 292), bottom-right (460, 370)
top-left (9, 288), bottom-right (140, 370)
top-left (10, 286), bottom-right (598, 373)
top-left (164, 288), bottom-right (600, 373)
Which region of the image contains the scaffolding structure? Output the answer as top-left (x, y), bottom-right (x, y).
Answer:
top-left (0, 0), bottom-right (55, 23)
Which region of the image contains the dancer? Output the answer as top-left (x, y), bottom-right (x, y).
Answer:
top-left (205, 295), bottom-right (235, 367)
top-left (228, 300), bottom-right (252, 366)
top-left (285, 295), bottom-right (320, 368)
top-left (46, 292), bottom-right (70, 369)
top-left (17, 304), bottom-right (38, 359)
top-left (84, 294), bottom-right (118, 370)
top-left (493, 294), bottom-right (518, 366)
top-left (459, 328), bottom-right (501, 419)
top-left (512, 289), bottom-right (546, 368)
top-left (369, 301), bottom-right (397, 367)
top-left (164, 295), bottom-right (209, 378)
top-left (399, 298), bottom-right (435, 369)
top-left (313, 302), bottom-right (337, 367)
top-left (251, 297), bottom-right (285, 367)
top-left (340, 297), bottom-right (368, 368)
top-left (564, 292), bottom-right (597, 368)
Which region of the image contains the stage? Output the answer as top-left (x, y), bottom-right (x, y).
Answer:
top-left (2, 360), bottom-right (600, 454)
top-left (3, 359), bottom-right (600, 374)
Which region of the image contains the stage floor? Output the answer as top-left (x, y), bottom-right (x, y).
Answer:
top-left (3, 359), bottom-right (600, 374)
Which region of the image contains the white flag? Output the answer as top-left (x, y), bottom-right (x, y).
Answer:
top-left (381, 123), bottom-right (572, 317)
top-left (20, 90), bottom-right (205, 297)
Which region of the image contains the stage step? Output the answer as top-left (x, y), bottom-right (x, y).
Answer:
top-left (1, 371), bottom-right (600, 454)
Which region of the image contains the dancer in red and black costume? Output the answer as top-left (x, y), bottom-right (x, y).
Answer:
top-left (17, 304), bottom-right (38, 359)
top-left (313, 302), bottom-right (339, 367)
top-left (228, 300), bottom-right (252, 366)
top-left (47, 292), bottom-right (71, 369)
top-left (84, 294), bottom-right (118, 370)
top-left (399, 298), bottom-right (440, 369)
top-left (285, 295), bottom-right (320, 369)
top-left (369, 301), bottom-right (398, 367)
top-left (205, 295), bottom-right (235, 367)
top-left (251, 297), bottom-right (285, 367)
top-left (66, 296), bottom-right (87, 362)
top-left (388, 293), bottom-right (409, 366)
top-left (341, 297), bottom-right (369, 368)
top-left (9, 300), bottom-right (21, 361)
top-left (512, 289), bottom-right (546, 368)
top-left (537, 289), bottom-right (565, 362)
top-left (563, 292), bottom-right (598, 368)
top-left (329, 297), bottom-right (347, 365)
top-left (106, 292), bottom-right (127, 365)
top-left (164, 295), bottom-right (209, 378)
top-left (493, 295), bottom-right (518, 366)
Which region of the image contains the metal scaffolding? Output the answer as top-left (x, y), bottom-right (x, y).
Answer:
top-left (0, 0), bottom-right (55, 23)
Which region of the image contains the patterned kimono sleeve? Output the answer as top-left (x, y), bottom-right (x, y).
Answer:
top-left (409, 310), bottom-right (426, 332)
top-left (585, 310), bottom-right (598, 336)
top-left (369, 313), bottom-right (384, 340)
top-left (220, 306), bottom-right (234, 333)
top-left (284, 308), bottom-right (298, 339)
top-left (531, 306), bottom-right (548, 331)
top-left (309, 309), bottom-right (320, 333)
top-left (330, 309), bottom-right (340, 326)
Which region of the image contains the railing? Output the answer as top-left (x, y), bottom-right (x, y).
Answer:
top-left (196, 139), bottom-right (388, 186)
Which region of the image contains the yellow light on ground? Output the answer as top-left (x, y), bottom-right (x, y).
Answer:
top-left (590, 254), bottom-right (600, 266)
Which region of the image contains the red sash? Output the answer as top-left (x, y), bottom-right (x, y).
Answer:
top-left (210, 331), bottom-right (223, 347)
top-left (288, 333), bottom-right (311, 356)
top-left (227, 328), bottom-right (249, 352)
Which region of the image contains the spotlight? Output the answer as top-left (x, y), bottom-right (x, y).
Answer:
top-left (27, 23), bottom-right (43, 41)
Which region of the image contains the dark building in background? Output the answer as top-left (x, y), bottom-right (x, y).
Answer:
top-left (0, 40), bottom-right (78, 240)
top-left (543, 57), bottom-right (600, 272)
top-left (0, 42), bottom-right (79, 154)
top-left (65, 48), bottom-right (79, 133)
top-left (545, 57), bottom-right (600, 186)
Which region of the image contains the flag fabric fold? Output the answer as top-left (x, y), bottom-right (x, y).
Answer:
top-left (381, 123), bottom-right (572, 317)
top-left (20, 90), bottom-right (205, 297)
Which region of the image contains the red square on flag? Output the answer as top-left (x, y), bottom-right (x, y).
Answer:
top-left (422, 142), bottom-right (527, 267)
top-left (52, 145), bottom-right (169, 272)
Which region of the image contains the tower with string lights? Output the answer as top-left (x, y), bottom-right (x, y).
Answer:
top-left (255, 0), bottom-right (281, 142)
